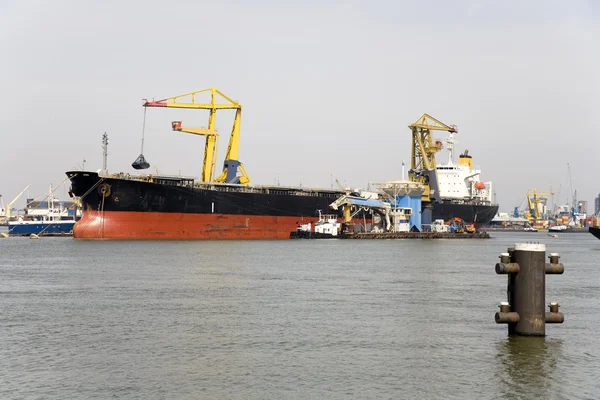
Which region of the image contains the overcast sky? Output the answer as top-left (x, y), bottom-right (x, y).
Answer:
top-left (1, 0), bottom-right (598, 212)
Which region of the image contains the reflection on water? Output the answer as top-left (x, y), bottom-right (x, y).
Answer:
top-left (496, 336), bottom-right (565, 399)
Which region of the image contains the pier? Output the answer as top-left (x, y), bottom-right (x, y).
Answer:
top-left (343, 231), bottom-right (489, 239)
top-left (291, 231), bottom-right (490, 239)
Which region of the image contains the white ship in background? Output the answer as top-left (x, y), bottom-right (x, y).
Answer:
top-left (436, 132), bottom-right (493, 204)
top-left (430, 130), bottom-right (498, 225)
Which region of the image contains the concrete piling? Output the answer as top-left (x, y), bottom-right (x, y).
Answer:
top-left (494, 243), bottom-right (564, 336)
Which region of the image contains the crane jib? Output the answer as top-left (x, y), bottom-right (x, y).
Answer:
top-left (140, 88), bottom-right (250, 185)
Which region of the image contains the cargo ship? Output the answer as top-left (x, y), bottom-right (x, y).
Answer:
top-left (428, 147), bottom-right (499, 226)
top-left (66, 171), bottom-right (345, 239)
top-left (66, 160), bottom-right (498, 239)
top-left (66, 88), bottom-right (355, 239)
top-left (66, 94), bottom-right (498, 239)
top-left (412, 116), bottom-right (499, 227)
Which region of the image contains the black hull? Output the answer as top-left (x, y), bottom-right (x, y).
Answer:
top-left (431, 202), bottom-right (499, 226)
top-left (67, 172), bottom-right (500, 223)
top-left (590, 227), bottom-right (600, 240)
top-left (67, 171), bottom-right (343, 217)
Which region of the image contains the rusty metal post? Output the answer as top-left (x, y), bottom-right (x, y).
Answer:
top-left (494, 243), bottom-right (564, 336)
top-left (511, 243), bottom-right (546, 336)
top-left (546, 302), bottom-right (564, 323)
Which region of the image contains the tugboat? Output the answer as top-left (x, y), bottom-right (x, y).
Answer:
top-left (290, 210), bottom-right (341, 239)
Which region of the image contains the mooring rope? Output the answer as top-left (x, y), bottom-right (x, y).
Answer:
top-left (100, 191), bottom-right (106, 239)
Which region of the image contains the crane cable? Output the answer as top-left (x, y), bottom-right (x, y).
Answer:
top-left (132, 108), bottom-right (150, 169)
top-left (140, 107), bottom-right (147, 154)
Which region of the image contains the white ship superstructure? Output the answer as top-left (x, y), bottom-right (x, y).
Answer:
top-left (435, 132), bottom-right (493, 204)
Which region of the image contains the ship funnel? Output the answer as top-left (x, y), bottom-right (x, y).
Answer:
top-left (458, 150), bottom-right (472, 170)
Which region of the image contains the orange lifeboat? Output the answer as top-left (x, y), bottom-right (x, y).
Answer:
top-left (475, 182), bottom-right (486, 190)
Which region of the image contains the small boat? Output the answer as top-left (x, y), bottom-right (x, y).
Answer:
top-left (8, 186), bottom-right (77, 237)
top-left (548, 225), bottom-right (568, 233)
top-left (8, 218), bottom-right (75, 237)
top-left (290, 210), bottom-right (341, 239)
top-left (524, 227), bottom-right (538, 232)
top-left (590, 226), bottom-right (600, 240)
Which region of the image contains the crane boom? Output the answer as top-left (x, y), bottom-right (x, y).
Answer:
top-left (143, 88), bottom-right (250, 184)
top-left (408, 113), bottom-right (457, 202)
top-left (525, 188), bottom-right (553, 222)
top-left (5, 184), bottom-right (30, 221)
top-left (172, 121), bottom-right (219, 183)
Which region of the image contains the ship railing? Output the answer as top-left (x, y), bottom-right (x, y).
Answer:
top-left (110, 172), bottom-right (197, 185)
top-left (444, 198), bottom-right (495, 206)
top-left (193, 182), bottom-right (342, 198)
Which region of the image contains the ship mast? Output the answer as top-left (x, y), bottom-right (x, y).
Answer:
top-left (445, 132), bottom-right (455, 165)
top-left (102, 132), bottom-right (109, 171)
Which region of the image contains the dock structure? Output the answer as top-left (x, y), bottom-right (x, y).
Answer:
top-left (341, 231), bottom-right (489, 239)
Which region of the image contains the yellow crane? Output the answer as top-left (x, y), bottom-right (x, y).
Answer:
top-left (171, 121), bottom-right (219, 183)
top-left (525, 189), bottom-right (553, 222)
top-left (408, 113), bottom-right (457, 202)
top-left (3, 184), bottom-right (30, 222)
top-left (143, 87), bottom-right (250, 185)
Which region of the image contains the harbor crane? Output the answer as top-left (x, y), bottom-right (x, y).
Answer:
top-left (525, 189), bottom-right (553, 223)
top-left (408, 113), bottom-right (457, 202)
top-left (2, 184), bottom-right (30, 222)
top-left (143, 88), bottom-right (250, 185)
top-left (171, 121), bottom-right (219, 183)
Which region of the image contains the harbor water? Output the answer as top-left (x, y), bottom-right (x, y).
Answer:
top-left (1, 232), bottom-right (599, 399)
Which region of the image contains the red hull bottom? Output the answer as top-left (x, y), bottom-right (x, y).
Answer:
top-left (74, 211), bottom-right (324, 240)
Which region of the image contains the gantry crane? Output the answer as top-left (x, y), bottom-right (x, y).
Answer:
top-left (143, 88), bottom-right (250, 185)
top-left (171, 121), bottom-right (219, 183)
top-left (408, 113), bottom-right (457, 202)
